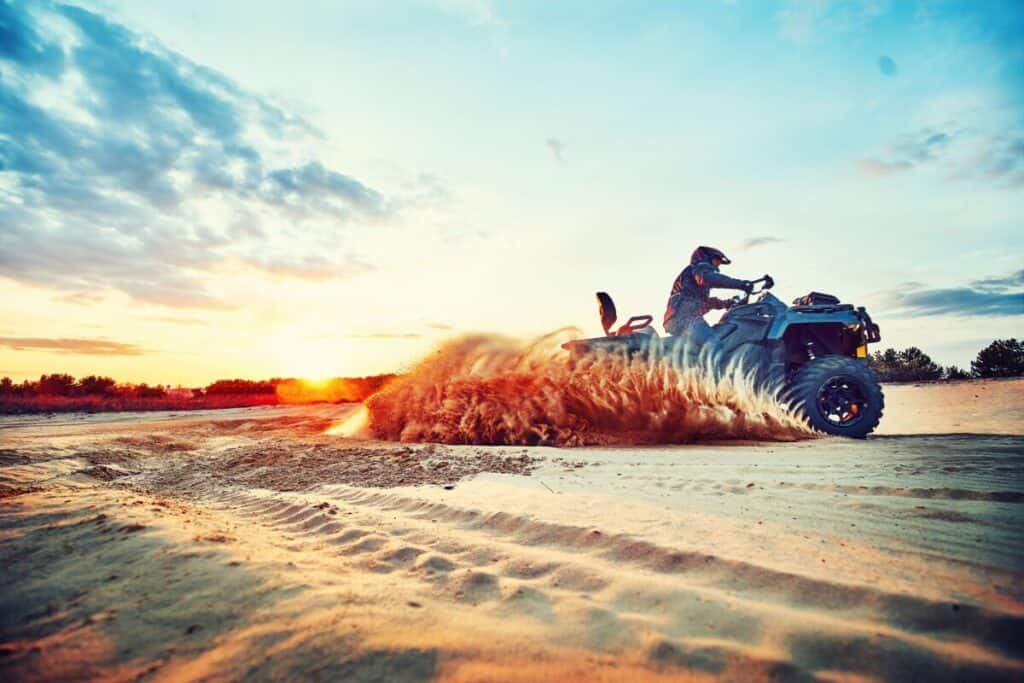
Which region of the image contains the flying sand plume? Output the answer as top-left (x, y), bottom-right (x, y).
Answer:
top-left (360, 330), bottom-right (814, 446)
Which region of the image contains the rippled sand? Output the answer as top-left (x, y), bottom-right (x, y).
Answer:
top-left (1, 379), bottom-right (1022, 681)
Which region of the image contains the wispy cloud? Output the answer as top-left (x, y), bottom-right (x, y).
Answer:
top-left (0, 337), bottom-right (146, 355)
top-left (860, 127), bottom-right (954, 173)
top-left (0, 2), bottom-right (388, 309)
top-left (545, 138), bottom-right (566, 163)
top-left (777, 0), bottom-right (889, 44)
top-left (145, 316), bottom-right (208, 326)
top-left (883, 272), bottom-right (1024, 318)
top-left (857, 158), bottom-right (914, 176)
top-left (51, 291), bottom-right (105, 306)
top-left (344, 332), bottom-right (423, 340)
top-left (734, 236), bottom-right (783, 251)
top-left (241, 254), bottom-right (377, 281)
top-left (858, 124), bottom-right (1024, 186)
top-left (970, 270), bottom-right (1024, 291)
top-left (435, 0), bottom-right (498, 26)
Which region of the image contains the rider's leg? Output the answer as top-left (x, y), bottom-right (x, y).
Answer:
top-left (668, 317), bottom-right (720, 365)
top-left (682, 317), bottom-right (719, 349)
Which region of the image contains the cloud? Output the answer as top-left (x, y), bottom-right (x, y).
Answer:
top-left (145, 316), bottom-right (208, 326)
top-left (0, 337), bottom-right (146, 355)
top-left (857, 158), bottom-right (914, 176)
top-left (242, 254), bottom-right (376, 281)
top-left (545, 138), bottom-right (566, 163)
top-left (968, 270), bottom-right (1024, 291)
top-left (435, 0), bottom-right (498, 26)
top-left (0, 2), bottom-right (388, 309)
top-left (344, 332), bottom-right (423, 340)
top-left (777, 0), bottom-right (889, 44)
top-left (51, 291), bottom-right (105, 306)
top-left (877, 55), bottom-right (897, 76)
top-left (734, 236), bottom-right (784, 251)
top-left (884, 273), bottom-right (1024, 318)
top-left (857, 124), bottom-right (1024, 186)
top-left (263, 162), bottom-right (387, 217)
top-left (399, 173), bottom-right (450, 209)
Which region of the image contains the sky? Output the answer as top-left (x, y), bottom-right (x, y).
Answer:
top-left (1, 0), bottom-right (1022, 385)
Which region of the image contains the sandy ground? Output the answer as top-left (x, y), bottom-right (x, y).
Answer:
top-left (1, 379), bottom-right (1022, 682)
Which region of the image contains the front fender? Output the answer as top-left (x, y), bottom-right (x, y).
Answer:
top-left (766, 309), bottom-right (863, 340)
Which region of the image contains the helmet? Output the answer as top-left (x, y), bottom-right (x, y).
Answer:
top-left (690, 246), bottom-right (731, 267)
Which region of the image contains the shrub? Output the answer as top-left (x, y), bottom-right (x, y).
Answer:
top-left (943, 365), bottom-right (971, 380)
top-left (76, 375), bottom-right (116, 396)
top-left (37, 373), bottom-right (76, 396)
top-left (971, 338), bottom-right (1024, 378)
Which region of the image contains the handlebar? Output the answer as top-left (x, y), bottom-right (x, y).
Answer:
top-left (729, 274), bottom-right (774, 308)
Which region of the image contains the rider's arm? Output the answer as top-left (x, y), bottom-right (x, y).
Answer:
top-left (707, 297), bottom-right (732, 310)
top-left (692, 262), bottom-right (749, 291)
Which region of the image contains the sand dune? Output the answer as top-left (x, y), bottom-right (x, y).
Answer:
top-left (2, 380), bottom-right (1022, 681)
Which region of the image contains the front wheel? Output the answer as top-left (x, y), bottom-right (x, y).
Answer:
top-left (786, 355), bottom-right (884, 438)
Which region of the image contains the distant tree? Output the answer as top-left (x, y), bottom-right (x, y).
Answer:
top-left (131, 383), bottom-right (167, 399)
top-left (869, 347), bottom-right (942, 382)
top-left (869, 348), bottom-right (900, 380)
top-left (37, 373), bottom-right (76, 396)
top-left (897, 347), bottom-right (943, 381)
top-left (0, 377), bottom-right (12, 395)
top-left (943, 365), bottom-right (971, 381)
top-left (76, 375), bottom-right (116, 396)
top-left (204, 379), bottom-right (277, 395)
top-left (971, 338), bottom-right (1024, 378)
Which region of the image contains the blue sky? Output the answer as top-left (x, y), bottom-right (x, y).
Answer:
top-left (1, 0), bottom-right (1021, 383)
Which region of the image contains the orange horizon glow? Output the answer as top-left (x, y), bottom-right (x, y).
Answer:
top-left (275, 376), bottom-right (396, 404)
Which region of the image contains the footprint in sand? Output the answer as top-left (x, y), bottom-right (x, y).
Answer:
top-left (414, 555), bottom-right (456, 576)
top-left (501, 559), bottom-right (560, 580)
top-left (501, 585), bottom-right (555, 621)
top-left (345, 536), bottom-right (389, 554)
top-left (378, 546), bottom-right (424, 566)
top-left (450, 571), bottom-right (500, 604)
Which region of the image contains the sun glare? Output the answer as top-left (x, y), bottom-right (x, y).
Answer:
top-left (268, 329), bottom-right (347, 380)
top-left (326, 405), bottom-right (370, 437)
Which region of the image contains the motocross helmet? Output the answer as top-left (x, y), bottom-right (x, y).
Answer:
top-left (690, 246), bottom-right (731, 267)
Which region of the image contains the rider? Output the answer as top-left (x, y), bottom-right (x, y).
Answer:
top-left (663, 246), bottom-right (758, 346)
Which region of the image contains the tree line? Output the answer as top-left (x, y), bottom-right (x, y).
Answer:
top-left (1, 338), bottom-right (1019, 411)
top-left (868, 338), bottom-right (1024, 383)
top-left (0, 374), bottom-right (397, 414)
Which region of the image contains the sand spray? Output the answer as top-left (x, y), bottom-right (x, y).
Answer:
top-left (357, 329), bottom-right (814, 446)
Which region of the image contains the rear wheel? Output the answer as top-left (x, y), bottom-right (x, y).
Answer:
top-left (786, 355), bottom-right (884, 438)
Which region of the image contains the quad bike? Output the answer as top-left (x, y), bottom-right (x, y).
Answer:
top-left (562, 278), bottom-right (884, 438)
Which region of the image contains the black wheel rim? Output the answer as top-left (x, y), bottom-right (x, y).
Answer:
top-left (815, 374), bottom-right (868, 428)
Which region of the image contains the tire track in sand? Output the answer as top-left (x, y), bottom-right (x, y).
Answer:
top-left (203, 487), bottom-right (1024, 682)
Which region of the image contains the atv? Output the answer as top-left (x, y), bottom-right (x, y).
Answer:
top-left (562, 278), bottom-right (884, 438)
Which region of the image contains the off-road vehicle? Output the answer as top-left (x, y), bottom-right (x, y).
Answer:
top-left (562, 278), bottom-right (884, 437)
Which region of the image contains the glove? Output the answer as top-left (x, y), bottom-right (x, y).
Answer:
top-left (763, 275), bottom-right (774, 290)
